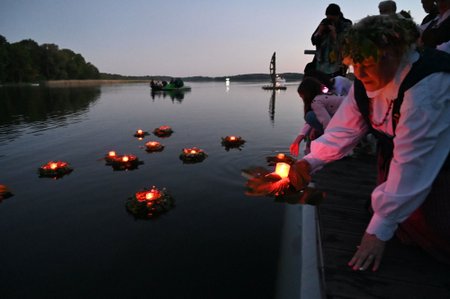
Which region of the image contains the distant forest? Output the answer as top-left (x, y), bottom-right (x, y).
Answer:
top-left (0, 35), bottom-right (100, 83)
top-left (1, 35), bottom-right (303, 84)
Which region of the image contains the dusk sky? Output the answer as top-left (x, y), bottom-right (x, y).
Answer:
top-left (1, 0), bottom-right (427, 77)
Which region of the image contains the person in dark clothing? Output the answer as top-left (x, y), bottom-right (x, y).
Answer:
top-left (310, 3), bottom-right (352, 77)
top-left (420, 0), bottom-right (439, 26)
top-left (420, 0), bottom-right (450, 52)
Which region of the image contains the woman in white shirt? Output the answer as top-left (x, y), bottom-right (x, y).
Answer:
top-left (248, 15), bottom-right (450, 271)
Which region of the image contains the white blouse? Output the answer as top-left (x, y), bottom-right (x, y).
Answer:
top-left (304, 49), bottom-right (450, 241)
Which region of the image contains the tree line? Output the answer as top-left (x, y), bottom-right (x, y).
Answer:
top-left (0, 35), bottom-right (100, 83)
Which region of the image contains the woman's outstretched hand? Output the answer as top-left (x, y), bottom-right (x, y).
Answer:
top-left (348, 232), bottom-right (386, 272)
top-left (289, 134), bottom-right (305, 156)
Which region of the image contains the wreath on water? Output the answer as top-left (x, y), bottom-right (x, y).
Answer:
top-left (38, 161), bottom-right (73, 178)
top-left (145, 141), bottom-right (165, 152)
top-left (126, 187), bottom-right (175, 219)
top-left (221, 136), bottom-right (246, 150)
top-left (153, 126), bottom-right (173, 137)
top-left (104, 153), bottom-right (143, 171)
top-left (179, 147), bottom-right (207, 163)
top-left (134, 130), bottom-right (149, 138)
top-left (266, 153), bottom-right (296, 166)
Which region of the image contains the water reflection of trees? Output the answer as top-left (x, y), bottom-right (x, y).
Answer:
top-left (0, 86), bottom-right (101, 141)
top-left (150, 89), bottom-right (190, 103)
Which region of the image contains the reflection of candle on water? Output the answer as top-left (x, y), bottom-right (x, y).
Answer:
top-left (275, 162), bottom-right (290, 179)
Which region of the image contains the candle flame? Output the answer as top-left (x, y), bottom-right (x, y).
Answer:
top-left (50, 163), bottom-right (58, 170)
top-left (122, 156), bottom-right (129, 162)
top-left (137, 129), bottom-right (143, 134)
top-left (229, 136), bottom-right (236, 141)
top-left (190, 150), bottom-right (197, 154)
top-left (108, 151), bottom-right (116, 157)
top-left (275, 162), bottom-right (290, 179)
top-left (277, 153), bottom-right (285, 159)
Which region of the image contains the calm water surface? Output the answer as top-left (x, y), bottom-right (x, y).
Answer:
top-left (0, 82), bottom-right (305, 298)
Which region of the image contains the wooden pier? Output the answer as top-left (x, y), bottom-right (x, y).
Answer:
top-left (313, 154), bottom-right (450, 299)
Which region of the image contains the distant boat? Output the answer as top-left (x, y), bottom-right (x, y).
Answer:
top-left (150, 78), bottom-right (191, 91)
top-left (262, 52), bottom-right (287, 90)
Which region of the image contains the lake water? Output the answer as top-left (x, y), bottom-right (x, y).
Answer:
top-left (0, 82), bottom-right (307, 298)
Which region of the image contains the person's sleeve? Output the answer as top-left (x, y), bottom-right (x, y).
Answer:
top-left (304, 86), bottom-right (369, 172)
top-left (367, 73), bottom-right (450, 241)
top-left (300, 123), bottom-right (311, 137)
top-left (311, 98), bottom-right (332, 129)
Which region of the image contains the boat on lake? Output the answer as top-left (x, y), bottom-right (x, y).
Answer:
top-left (150, 78), bottom-right (191, 91)
top-left (262, 52), bottom-right (287, 90)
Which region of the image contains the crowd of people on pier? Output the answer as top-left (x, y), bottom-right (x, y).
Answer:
top-left (248, 0), bottom-right (450, 271)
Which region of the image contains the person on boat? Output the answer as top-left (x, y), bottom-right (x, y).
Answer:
top-left (248, 15), bottom-right (450, 270)
top-left (289, 77), bottom-right (345, 156)
top-left (311, 3), bottom-right (352, 77)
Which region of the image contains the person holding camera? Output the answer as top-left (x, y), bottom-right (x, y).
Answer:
top-left (311, 3), bottom-right (352, 77)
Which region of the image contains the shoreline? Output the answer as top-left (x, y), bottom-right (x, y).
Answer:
top-left (43, 79), bottom-right (150, 87)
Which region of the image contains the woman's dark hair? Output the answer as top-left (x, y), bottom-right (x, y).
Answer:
top-left (297, 77), bottom-right (323, 116)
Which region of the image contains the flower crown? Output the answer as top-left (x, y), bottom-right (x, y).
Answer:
top-left (342, 15), bottom-right (419, 64)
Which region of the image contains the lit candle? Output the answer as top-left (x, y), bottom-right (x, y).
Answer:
top-left (137, 129), bottom-right (143, 134)
top-left (275, 162), bottom-right (290, 179)
top-left (145, 189), bottom-right (160, 201)
top-left (122, 156), bottom-right (129, 162)
top-left (108, 151), bottom-right (116, 157)
top-left (190, 149), bottom-right (197, 154)
top-left (229, 136), bottom-right (236, 141)
top-left (277, 153), bottom-right (285, 159)
top-left (50, 162), bottom-right (58, 170)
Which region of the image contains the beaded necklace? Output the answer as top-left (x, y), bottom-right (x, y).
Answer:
top-left (370, 98), bottom-right (395, 127)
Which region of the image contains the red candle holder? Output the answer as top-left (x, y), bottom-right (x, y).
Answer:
top-left (179, 147), bottom-right (207, 163)
top-left (126, 186), bottom-right (175, 219)
top-left (221, 135), bottom-right (246, 150)
top-left (133, 129), bottom-right (149, 138)
top-left (38, 161), bottom-right (73, 178)
top-left (145, 141), bottom-right (164, 152)
top-left (153, 125), bottom-right (173, 137)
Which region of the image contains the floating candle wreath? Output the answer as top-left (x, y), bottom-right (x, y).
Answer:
top-left (179, 147), bottom-right (207, 163)
top-left (104, 152), bottom-right (143, 170)
top-left (221, 135), bottom-right (246, 150)
top-left (266, 153), bottom-right (296, 166)
top-left (145, 141), bottom-right (164, 152)
top-left (0, 184), bottom-right (13, 202)
top-left (38, 161), bottom-right (73, 178)
top-left (126, 186), bottom-right (175, 219)
top-left (153, 125), bottom-right (173, 137)
top-left (133, 129), bottom-right (149, 138)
